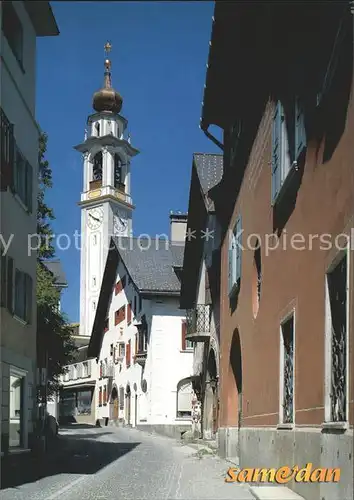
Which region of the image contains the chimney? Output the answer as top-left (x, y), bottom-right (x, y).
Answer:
top-left (169, 211), bottom-right (188, 244)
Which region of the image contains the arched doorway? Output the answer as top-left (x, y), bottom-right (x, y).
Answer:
top-left (110, 386), bottom-right (118, 421)
top-left (204, 348), bottom-right (218, 438)
top-left (230, 329), bottom-right (243, 428)
top-left (125, 384), bottom-right (131, 426)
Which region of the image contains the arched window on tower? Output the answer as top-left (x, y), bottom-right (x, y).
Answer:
top-left (114, 154), bottom-right (124, 191)
top-left (92, 151), bottom-right (103, 186)
top-left (95, 122), bottom-right (100, 137)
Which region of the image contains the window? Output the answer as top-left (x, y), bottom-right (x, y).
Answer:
top-left (228, 215), bottom-right (242, 295)
top-left (93, 152), bottom-right (103, 181)
top-left (14, 147), bottom-right (32, 211)
top-left (110, 343), bottom-right (114, 356)
top-left (115, 276), bottom-right (126, 295)
top-left (181, 320), bottom-right (193, 351)
top-left (98, 387), bottom-right (102, 407)
top-left (126, 340), bottom-right (131, 368)
top-left (138, 295), bottom-right (142, 312)
top-left (77, 390), bottom-right (92, 415)
top-left (14, 269), bottom-right (32, 322)
top-left (280, 315), bottom-right (295, 425)
top-left (2, 2), bottom-right (23, 68)
top-left (325, 254), bottom-right (348, 423)
top-left (271, 99), bottom-right (306, 204)
top-left (82, 362), bottom-right (88, 378)
top-left (115, 306), bottom-right (125, 325)
top-left (114, 154), bottom-right (123, 189)
top-left (114, 342), bottom-right (125, 363)
top-left (103, 385), bottom-right (107, 405)
top-left (0, 108), bottom-right (15, 191)
top-left (9, 373), bottom-right (24, 447)
top-left (127, 303), bottom-right (132, 324)
top-left (95, 122), bottom-right (100, 137)
top-left (176, 381), bottom-right (192, 418)
top-left (119, 387), bottom-right (124, 410)
top-left (1, 254), bottom-right (14, 311)
top-left (137, 317), bottom-right (148, 353)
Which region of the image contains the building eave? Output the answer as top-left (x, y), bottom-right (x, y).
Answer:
top-left (88, 243), bottom-right (119, 358)
top-left (74, 135), bottom-right (139, 157)
top-left (24, 2), bottom-right (59, 37)
top-left (140, 290), bottom-right (180, 298)
top-left (180, 163), bottom-right (208, 309)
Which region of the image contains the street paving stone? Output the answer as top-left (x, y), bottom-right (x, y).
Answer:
top-left (0, 426), bottom-right (255, 500)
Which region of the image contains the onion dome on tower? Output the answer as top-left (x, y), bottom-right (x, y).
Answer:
top-left (92, 41), bottom-right (123, 114)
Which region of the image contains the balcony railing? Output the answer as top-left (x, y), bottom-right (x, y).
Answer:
top-left (186, 304), bottom-right (211, 342)
top-left (101, 361), bottom-right (114, 378)
top-left (62, 360), bottom-right (93, 383)
top-left (134, 351), bottom-right (147, 367)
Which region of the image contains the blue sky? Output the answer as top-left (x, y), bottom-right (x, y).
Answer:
top-left (36, 1), bottom-right (218, 323)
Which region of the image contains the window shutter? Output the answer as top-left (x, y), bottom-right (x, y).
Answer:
top-left (271, 101), bottom-right (282, 203)
top-left (228, 231), bottom-right (233, 293)
top-left (6, 256), bottom-right (13, 313)
top-left (1, 254), bottom-right (7, 307)
top-left (235, 215), bottom-right (242, 283)
top-left (181, 320), bottom-right (187, 351)
top-left (294, 98), bottom-right (306, 161)
top-left (127, 303), bottom-right (132, 324)
top-left (25, 162), bottom-right (33, 212)
top-left (25, 274), bottom-right (33, 323)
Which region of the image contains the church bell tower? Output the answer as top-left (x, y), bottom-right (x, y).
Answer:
top-left (74, 42), bottom-right (139, 337)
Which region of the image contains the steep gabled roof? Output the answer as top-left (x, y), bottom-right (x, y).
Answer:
top-left (115, 237), bottom-right (183, 294)
top-left (193, 153), bottom-right (223, 196)
top-left (88, 237), bottom-right (183, 358)
top-left (43, 259), bottom-right (68, 287)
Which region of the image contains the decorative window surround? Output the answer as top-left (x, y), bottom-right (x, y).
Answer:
top-left (324, 247), bottom-right (350, 425)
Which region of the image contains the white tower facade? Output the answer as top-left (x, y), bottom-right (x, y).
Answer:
top-left (74, 44), bottom-right (139, 337)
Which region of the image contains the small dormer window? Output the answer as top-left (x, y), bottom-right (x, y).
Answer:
top-left (93, 151), bottom-right (103, 180)
top-left (95, 122), bottom-right (100, 137)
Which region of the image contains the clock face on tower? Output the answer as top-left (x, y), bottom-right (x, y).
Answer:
top-left (113, 208), bottom-right (128, 234)
top-left (87, 207), bottom-right (104, 230)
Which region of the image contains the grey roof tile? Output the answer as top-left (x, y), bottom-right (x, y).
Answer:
top-left (193, 153), bottom-right (223, 195)
top-left (113, 237), bottom-right (184, 294)
top-left (43, 260), bottom-right (68, 287)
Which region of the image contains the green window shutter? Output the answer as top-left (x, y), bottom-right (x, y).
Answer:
top-left (25, 273), bottom-right (33, 323)
top-left (6, 257), bottom-right (14, 313)
top-left (271, 101), bottom-right (282, 203)
top-left (26, 162), bottom-right (33, 212)
top-left (235, 215), bottom-right (242, 283)
top-left (0, 254), bottom-right (7, 307)
top-left (228, 230), bottom-right (233, 294)
top-left (294, 98), bottom-right (306, 161)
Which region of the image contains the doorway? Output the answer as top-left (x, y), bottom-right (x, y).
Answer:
top-left (134, 394), bottom-right (138, 427)
top-left (125, 385), bottom-right (131, 425)
top-left (110, 386), bottom-right (118, 421)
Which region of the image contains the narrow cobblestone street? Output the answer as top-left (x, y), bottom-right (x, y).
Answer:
top-left (0, 426), bottom-right (254, 500)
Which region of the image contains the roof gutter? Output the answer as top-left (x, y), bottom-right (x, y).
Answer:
top-left (200, 123), bottom-right (224, 151)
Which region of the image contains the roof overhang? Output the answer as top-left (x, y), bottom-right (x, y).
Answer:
top-left (74, 134), bottom-right (139, 157)
top-left (24, 2), bottom-right (59, 37)
top-left (180, 163), bottom-right (208, 309)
